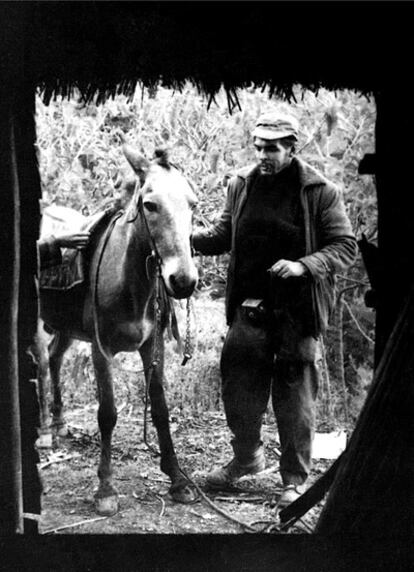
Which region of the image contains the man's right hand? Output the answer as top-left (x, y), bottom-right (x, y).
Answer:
top-left (268, 259), bottom-right (308, 279)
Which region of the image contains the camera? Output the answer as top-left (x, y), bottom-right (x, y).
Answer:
top-left (241, 298), bottom-right (266, 323)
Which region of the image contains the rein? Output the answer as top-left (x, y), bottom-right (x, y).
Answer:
top-left (91, 210), bottom-right (125, 362)
top-left (136, 192), bottom-right (193, 366)
top-left (134, 192), bottom-right (194, 454)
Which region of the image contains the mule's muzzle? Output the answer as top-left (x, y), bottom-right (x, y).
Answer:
top-left (168, 273), bottom-right (198, 299)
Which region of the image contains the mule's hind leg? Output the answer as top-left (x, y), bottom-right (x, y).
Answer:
top-left (49, 331), bottom-right (72, 437)
top-left (91, 341), bottom-right (119, 516)
top-left (139, 339), bottom-right (197, 503)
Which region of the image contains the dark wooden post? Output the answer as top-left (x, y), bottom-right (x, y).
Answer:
top-left (373, 90), bottom-right (414, 363)
top-left (0, 92), bottom-right (24, 536)
top-left (15, 88), bottom-right (43, 536)
top-left (0, 3), bottom-right (41, 534)
top-left (316, 90), bottom-right (414, 534)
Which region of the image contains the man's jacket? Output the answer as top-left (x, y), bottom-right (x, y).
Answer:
top-left (193, 157), bottom-right (358, 335)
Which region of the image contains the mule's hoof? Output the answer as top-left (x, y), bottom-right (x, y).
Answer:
top-left (170, 483), bottom-right (199, 504)
top-left (95, 495), bottom-right (118, 516)
top-left (52, 421), bottom-right (69, 437)
top-left (36, 432), bottom-right (53, 449)
top-left (55, 424), bottom-right (68, 437)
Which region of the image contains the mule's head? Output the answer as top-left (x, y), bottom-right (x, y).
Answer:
top-left (123, 144), bottom-right (198, 299)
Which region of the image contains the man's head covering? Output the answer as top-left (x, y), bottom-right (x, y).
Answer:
top-left (252, 111), bottom-right (299, 141)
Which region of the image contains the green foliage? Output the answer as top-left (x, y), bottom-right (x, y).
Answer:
top-left (36, 83), bottom-right (377, 428)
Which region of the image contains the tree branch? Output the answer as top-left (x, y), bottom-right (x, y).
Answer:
top-left (343, 299), bottom-right (375, 344)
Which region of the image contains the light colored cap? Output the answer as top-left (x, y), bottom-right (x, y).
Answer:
top-left (252, 111), bottom-right (299, 141)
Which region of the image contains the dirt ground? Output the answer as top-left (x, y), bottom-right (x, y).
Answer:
top-left (38, 405), bottom-right (331, 536)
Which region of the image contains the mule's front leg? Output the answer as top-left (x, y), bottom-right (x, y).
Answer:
top-left (140, 339), bottom-right (197, 503)
top-left (92, 341), bottom-right (119, 516)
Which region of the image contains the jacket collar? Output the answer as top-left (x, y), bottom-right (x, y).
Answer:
top-left (236, 157), bottom-right (328, 189)
top-left (293, 157), bottom-right (329, 188)
top-left (235, 164), bottom-right (259, 182)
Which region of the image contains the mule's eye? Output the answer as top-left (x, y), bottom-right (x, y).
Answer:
top-left (144, 201), bottom-right (158, 213)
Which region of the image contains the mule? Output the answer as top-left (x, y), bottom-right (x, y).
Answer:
top-left (38, 144), bottom-right (198, 515)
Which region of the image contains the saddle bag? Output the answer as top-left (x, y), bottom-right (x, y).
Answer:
top-left (39, 249), bottom-right (84, 291)
top-left (39, 208), bottom-right (113, 291)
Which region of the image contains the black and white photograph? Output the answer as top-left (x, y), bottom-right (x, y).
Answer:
top-left (0, 1), bottom-right (413, 570)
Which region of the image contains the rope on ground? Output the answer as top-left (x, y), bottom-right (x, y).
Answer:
top-left (248, 519), bottom-right (279, 533)
top-left (156, 494), bottom-right (166, 518)
top-left (179, 468), bottom-right (279, 533)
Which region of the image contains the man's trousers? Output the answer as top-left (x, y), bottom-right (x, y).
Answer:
top-left (220, 306), bottom-right (320, 485)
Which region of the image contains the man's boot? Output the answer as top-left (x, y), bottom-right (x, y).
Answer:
top-left (206, 440), bottom-right (266, 489)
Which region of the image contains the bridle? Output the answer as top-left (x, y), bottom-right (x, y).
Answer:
top-left (93, 181), bottom-right (194, 361)
top-left (135, 186), bottom-right (194, 364)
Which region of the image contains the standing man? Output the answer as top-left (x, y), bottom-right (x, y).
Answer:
top-left (193, 111), bottom-right (357, 507)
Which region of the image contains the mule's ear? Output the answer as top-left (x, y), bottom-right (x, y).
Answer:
top-left (122, 143), bottom-right (149, 186)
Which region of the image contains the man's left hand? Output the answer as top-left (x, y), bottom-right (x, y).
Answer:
top-left (268, 260), bottom-right (307, 279)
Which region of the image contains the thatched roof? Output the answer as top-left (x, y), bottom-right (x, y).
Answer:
top-left (11, 1), bottom-right (410, 108)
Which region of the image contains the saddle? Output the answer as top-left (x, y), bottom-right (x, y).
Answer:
top-left (39, 209), bottom-right (115, 291)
